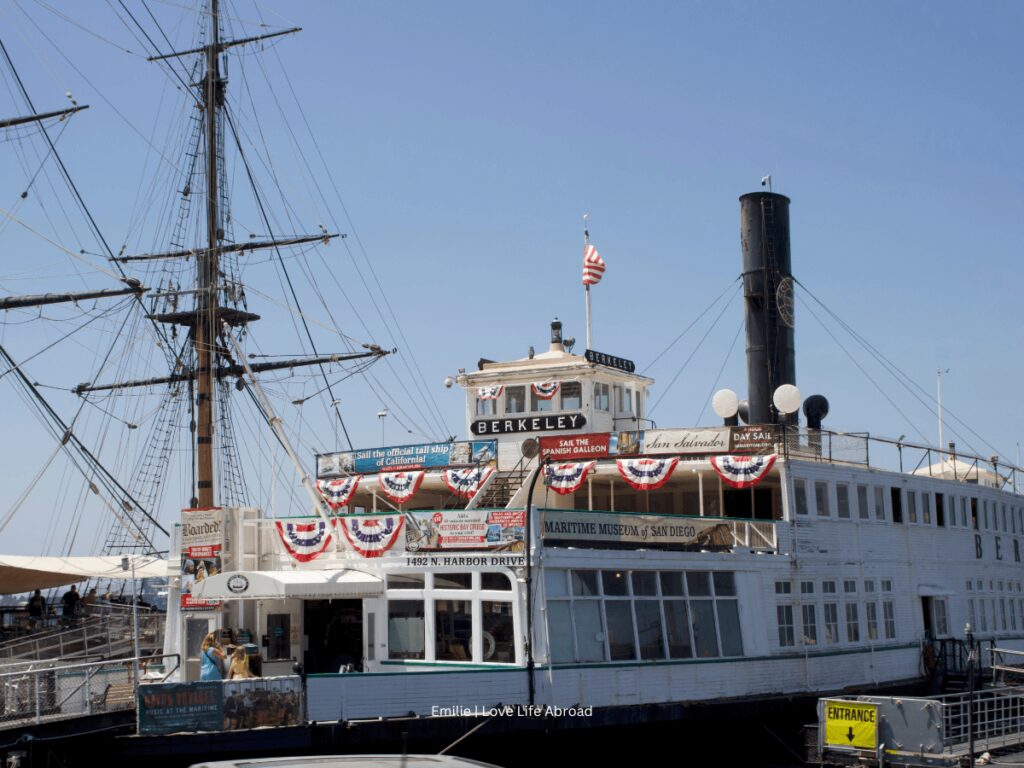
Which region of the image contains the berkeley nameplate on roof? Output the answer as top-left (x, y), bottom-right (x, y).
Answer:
top-left (471, 413), bottom-right (587, 435)
top-left (585, 349), bottom-right (636, 373)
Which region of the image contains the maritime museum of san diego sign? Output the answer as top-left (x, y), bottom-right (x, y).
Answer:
top-left (471, 412), bottom-right (586, 435)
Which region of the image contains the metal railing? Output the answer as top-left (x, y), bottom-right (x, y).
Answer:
top-left (0, 654), bottom-right (179, 728)
top-left (0, 611), bottom-right (165, 662)
top-left (939, 687), bottom-right (1024, 751)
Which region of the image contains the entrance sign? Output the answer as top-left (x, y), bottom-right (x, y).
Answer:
top-left (823, 700), bottom-right (878, 750)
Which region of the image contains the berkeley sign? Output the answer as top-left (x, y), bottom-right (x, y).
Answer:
top-left (471, 413), bottom-right (586, 435)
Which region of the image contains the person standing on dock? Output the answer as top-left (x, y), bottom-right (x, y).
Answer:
top-left (200, 632), bottom-right (226, 681)
top-left (27, 589), bottom-right (46, 631)
top-left (60, 585), bottom-right (80, 627)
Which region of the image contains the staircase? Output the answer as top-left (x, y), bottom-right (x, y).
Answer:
top-left (477, 467), bottom-right (530, 509)
top-left (0, 610), bottom-right (164, 664)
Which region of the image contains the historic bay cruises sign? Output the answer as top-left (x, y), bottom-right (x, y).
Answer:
top-left (471, 412), bottom-right (586, 435)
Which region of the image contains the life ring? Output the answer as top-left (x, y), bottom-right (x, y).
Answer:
top-left (481, 631), bottom-right (496, 661)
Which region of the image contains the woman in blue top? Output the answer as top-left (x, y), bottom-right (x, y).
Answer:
top-left (200, 632), bottom-right (225, 681)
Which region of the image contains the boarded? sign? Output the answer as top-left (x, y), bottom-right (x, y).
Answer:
top-left (824, 700), bottom-right (878, 750)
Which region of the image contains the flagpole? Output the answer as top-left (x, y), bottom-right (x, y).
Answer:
top-left (584, 213), bottom-right (592, 350)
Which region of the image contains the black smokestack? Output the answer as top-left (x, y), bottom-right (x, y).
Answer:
top-left (740, 191), bottom-right (796, 425)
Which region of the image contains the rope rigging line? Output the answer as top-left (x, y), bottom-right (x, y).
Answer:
top-left (695, 318), bottom-right (744, 425)
top-left (642, 277), bottom-right (741, 374)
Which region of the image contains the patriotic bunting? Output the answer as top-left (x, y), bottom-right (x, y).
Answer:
top-left (531, 381), bottom-right (560, 399)
top-left (316, 476), bottom-right (360, 511)
top-left (275, 519), bottom-right (336, 562)
top-left (710, 454), bottom-right (777, 489)
top-left (582, 244), bottom-right (606, 286)
top-left (616, 457), bottom-right (680, 491)
top-left (339, 514), bottom-right (405, 558)
top-left (377, 470), bottom-right (425, 504)
top-left (477, 385), bottom-right (504, 400)
top-left (443, 466), bottom-right (495, 499)
top-left (544, 461), bottom-right (597, 495)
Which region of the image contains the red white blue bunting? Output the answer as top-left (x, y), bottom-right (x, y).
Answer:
top-left (443, 466), bottom-right (495, 499)
top-left (710, 454), bottom-right (777, 489)
top-left (339, 514), bottom-right (405, 558)
top-left (316, 476), bottom-right (360, 511)
top-left (544, 461), bottom-right (596, 495)
top-left (377, 470), bottom-right (425, 505)
top-left (531, 381), bottom-right (560, 399)
top-left (477, 385), bottom-right (504, 400)
top-left (616, 457), bottom-right (680, 491)
top-left (275, 519), bottom-right (336, 562)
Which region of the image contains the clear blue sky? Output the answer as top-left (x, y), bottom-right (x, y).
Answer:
top-left (0, 1), bottom-right (1020, 555)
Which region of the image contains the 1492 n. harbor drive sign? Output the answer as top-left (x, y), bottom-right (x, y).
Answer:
top-left (471, 413), bottom-right (586, 435)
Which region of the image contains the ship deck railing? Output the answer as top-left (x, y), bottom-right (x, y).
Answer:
top-left (0, 653), bottom-right (179, 730)
top-left (0, 611), bottom-right (165, 663)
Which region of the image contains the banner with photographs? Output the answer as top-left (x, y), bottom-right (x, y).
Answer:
top-left (222, 676), bottom-right (302, 731)
top-left (541, 510), bottom-right (736, 548)
top-left (316, 439), bottom-right (497, 477)
top-left (405, 508), bottom-right (525, 553)
top-left (181, 508), bottom-right (225, 610)
top-left (138, 681), bottom-right (222, 734)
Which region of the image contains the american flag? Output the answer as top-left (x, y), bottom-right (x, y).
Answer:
top-left (582, 244), bottom-right (605, 286)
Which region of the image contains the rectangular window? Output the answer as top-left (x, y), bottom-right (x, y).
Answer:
top-left (891, 488), bottom-right (903, 523)
top-left (922, 492), bottom-right (931, 524)
top-left (593, 382), bottom-right (610, 412)
top-left (962, 497), bottom-right (968, 528)
top-left (824, 603), bottom-right (840, 643)
top-left (908, 490), bottom-right (918, 523)
top-left (716, 601), bottom-right (743, 656)
top-left (875, 486), bottom-right (886, 521)
top-left (857, 485), bottom-right (870, 520)
top-left (934, 599), bottom-right (949, 636)
top-left (634, 600), bottom-right (664, 660)
top-left (602, 570), bottom-right (629, 596)
top-left (836, 484), bottom-right (850, 519)
top-left (571, 570), bottom-right (600, 596)
top-left (844, 579), bottom-right (857, 594)
top-left (801, 604), bottom-right (818, 645)
top-left (476, 398), bottom-right (496, 416)
top-left (979, 599), bottom-right (988, 632)
top-left (968, 599), bottom-right (976, 632)
top-left (815, 481), bottom-right (830, 517)
top-left (560, 382), bottom-right (582, 411)
top-left (531, 388), bottom-right (554, 412)
top-left (1001, 598), bottom-right (1008, 631)
top-left (777, 605), bottom-right (795, 647)
top-left (971, 498), bottom-right (979, 530)
top-left (505, 386), bottom-right (526, 414)
top-left (883, 601), bottom-right (896, 639)
top-left (619, 387), bottom-right (633, 415)
top-left (483, 601), bottom-right (515, 662)
top-left (604, 602), bottom-right (637, 660)
top-left (664, 600), bottom-right (693, 658)
top-left (937, 494), bottom-right (946, 527)
top-left (435, 599), bottom-right (473, 661)
top-left (388, 600), bottom-right (425, 660)
top-left (547, 601), bottom-right (574, 662)
top-left (794, 480), bottom-right (809, 516)
top-left (690, 600), bottom-right (719, 657)
top-left (866, 602), bottom-right (879, 641)
top-left (266, 614), bottom-right (291, 660)
top-left (846, 603), bottom-right (860, 642)
top-left (864, 579), bottom-right (875, 593)
top-left (775, 581), bottom-right (792, 595)
top-left (801, 581), bottom-right (815, 595)
top-left (573, 601), bottom-right (606, 662)
top-left (823, 580), bottom-right (837, 594)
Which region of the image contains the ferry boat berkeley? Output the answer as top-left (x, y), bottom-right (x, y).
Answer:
top-left (161, 190), bottom-right (1024, 731)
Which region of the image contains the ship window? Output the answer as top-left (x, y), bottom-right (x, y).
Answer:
top-left (560, 382), bottom-right (582, 410)
top-left (836, 484), bottom-right (850, 519)
top-left (857, 485), bottom-right (869, 520)
top-left (907, 491), bottom-right (917, 523)
top-left (574, 601), bottom-right (606, 662)
top-left (571, 570), bottom-right (599, 596)
top-left (775, 581), bottom-right (791, 595)
top-left (482, 572), bottom-right (512, 591)
top-left (822, 580), bottom-right (836, 594)
top-left (865, 602), bottom-right (880, 641)
top-left (602, 570), bottom-right (629, 596)
top-left (476, 398), bottom-right (496, 416)
top-left (815, 481), bottom-right (830, 517)
top-left (482, 601), bottom-right (515, 662)
top-left (864, 579), bottom-right (875, 593)
top-left (613, 385), bottom-right (623, 413)
top-left (801, 581), bottom-right (815, 594)
top-left (968, 599), bottom-right (976, 632)
top-left (717, 601), bottom-right (743, 656)
top-left (594, 382), bottom-right (610, 412)
top-left (793, 479), bottom-right (809, 516)
top-left (1004, 504), bottom-right (1008, 532)
top-left (604, 602), bottom-right (637, 660)
top-left (844, 579), bottom-right (857, 594)
top-left (434, 573), bottom-right (472, 590)
top-left (691, 599), bottom-right (719, 656)
top-left (1001, 599), bottom-right (1008, 631)
top-left (505, 386), bottom-right (526, 414)
top-left (891, 488), bottom-right (903, 523)
top-left (435, 599), bottom-right (472, 661)
top-left (530, 388), bottom-right (554, 413)
top-left (713, 572), bottom-right (736, 596)
top-left (388, 600), bottom-right (425, 660)
top-left (387, 574), bottom-right (425, 590)
top-left (937, 494), bottom-right (946, 527)
top-left (979, 599), bottom-right (988, 632)
top-left (882, 579), bottom-right (893, 592)
top-left (660, 572), bottom-right (685, 597)
top-left (845, 604), bottom-right (860, 642)
top-left (984, 500), bottom-right (990, 529)
top-left (971, 498), bottom-right (979, 529)
top-left (801, 604), bottom-right (818, 645)
top-left (664, 600), bottom-right (693, 658)
top-left (922, 492), bottom-right (931, 524)
top-left (547, 601), bottom-right (573, 663)
top-left (544, 570), bottom-right (568, 597)
top-left (632, 571), bottom-right (658, 596)
top-left (688, 572), bottom-right (712, 597)
top-left (962, 498), bottom-right (968, 527)
top-left (619, 387), bottom-right (633, 415)
top-left (776, 605), bottom-right (795, 648)
top-left (635, 600), bottom-right (664, 660)
top-left (932, 599), bottom-right (949, 636)
top-left (874, 486), bottom-right (886, 521)
top-left (823, 603), bottom-right (839, 643)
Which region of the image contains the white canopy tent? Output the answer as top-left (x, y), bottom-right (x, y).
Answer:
top-left (0, 555), bottom-right (169, 595)
top-left (191, 569), bottom-right (382, 600)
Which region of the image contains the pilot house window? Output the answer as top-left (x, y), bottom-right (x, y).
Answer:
top-left (505, 386), bottom-right (526, 414)
top-left (594, 382), bottom-right (610, 412)
top-left (561, 382), bottom-right (582, 410)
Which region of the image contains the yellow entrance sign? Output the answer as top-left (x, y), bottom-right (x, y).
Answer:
top-left (824, 701), bottom-right (878, 750)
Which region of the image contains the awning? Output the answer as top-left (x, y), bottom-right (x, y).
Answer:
top-left (0, 555), bottom-right (169, 595)
top-left (191, 569), bottom-right (383, 600)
